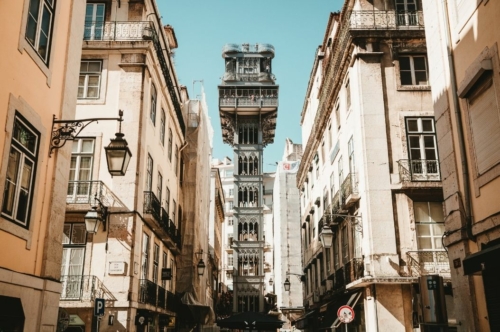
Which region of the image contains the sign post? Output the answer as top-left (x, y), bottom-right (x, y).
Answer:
top-left (337, 304), bottom-right (355, 331)
top-left (94, 298), bottom-right (105, 331)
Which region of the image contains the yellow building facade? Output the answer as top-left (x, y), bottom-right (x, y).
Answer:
top-left (0, 0), bottom-right (85, 330)
top-left (423, 0), bottom-right (500, 330)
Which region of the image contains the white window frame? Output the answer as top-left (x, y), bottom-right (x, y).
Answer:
top-left (78, 61), bottom-right (102, 99)
top-left (146, 154), bottom-right (153, 191)
top-left (399, 55), bottom-right (428, 86)
top-left (405, 117), bottom-right (440, 180)
top-left (25, 0), bottom-right (55, 63)
top-left (160, 109), bottom-right (165, 145)
top-left (67, 138), bottom-right (95, 202)
top-left (150, 84), bottom-right (157, 125)
top-left (84, 3), bottom-right (105, 41)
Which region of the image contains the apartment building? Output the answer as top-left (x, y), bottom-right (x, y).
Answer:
top-left (0, 0), bottom-right (85, 330)
top-left (423, 1), bottom-right (500, 331)
top-left (59, 1), bottom-right (187, 331)
top-left (296, 2), bottom-right (453, 331)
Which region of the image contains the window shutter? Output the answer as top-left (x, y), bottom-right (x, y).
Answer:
top-left (468, 79), bottom-right (500, 174)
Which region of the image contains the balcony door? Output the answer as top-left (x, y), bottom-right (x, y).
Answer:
top-left (396, 0), bottom-right (418, 26)
top-left (406, 117), bottom-right (439, 180)
top-left (84, 3), bottom-right (105, 40)
top-left (414, 202), bottom-right (447, 274)
top-left (67, 139), bottom-right (94, 203)
top-left (61, 224), bottom-right (86, 299)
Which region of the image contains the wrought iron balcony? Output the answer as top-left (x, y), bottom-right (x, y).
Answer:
top-left (166, 290), bottom-right (176, 312)
top-left (157, 285), bottom-right (167, 310)
top-left (341, 173), bottom-right (359, 208)
top-left (219, 96), bottom-right (278, 108)
top-left (398, 159), bottom-right (441, 182)
top-left (406, 250), bottom-right (450, 279)
top-left (349, 10), bottom-right (424, 30)
top-left (60, 275), bottom-right (116, 301)
top-left (144, 191), bottom-right (161, 223)
top-left (83, 21), bottom-right (153, 41)
top-left (344, 258), bottom-right (364, 284)
top-left (139, 279), bottom-right (158, 306)
top-left (67, 180), bottom-right (121, 206)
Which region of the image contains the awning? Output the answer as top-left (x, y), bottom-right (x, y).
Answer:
top-left (463, 243), bottom-right (500, 275)
top-left (318, 292), bottom-right (362, 330)
top-left (69, 315), bottom-right (85, 326)
top-left (217, 311), bottom-right (284, 329)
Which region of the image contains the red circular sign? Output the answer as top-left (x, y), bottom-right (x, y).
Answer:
top-left (337, 305), bottom-right (355, 323)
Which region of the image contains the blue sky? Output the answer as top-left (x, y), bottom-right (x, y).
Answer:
top-left (158, 0), bottom-right (343, 172)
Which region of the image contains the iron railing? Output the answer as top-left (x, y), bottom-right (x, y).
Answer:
top-left (329, 258), bottom-right (364, 291)
top-left (83, 21), bottom-right (152, 41)
top-left (139, 279), bottom-right (158, 306)
top-left (349, 10), bottom-right (425, 30)
top-left (157, 285), bottom-right (167, 310)
top-left (219, 97), bottom-right (278, 108)
top-left (166, 290), bottom-right (176, 311)
top-left (341, 173), bottom-right (359, 202)
top-left (144, 191), bottom-right (161, 223)
top-left (407, 250), bottom-right (450, 278)
top-left (60, 275), bottom-right (116, 301)
top-left (67, 180), bottom-right (124, 207)
top-left (398, 159), bottom-right (441, 182)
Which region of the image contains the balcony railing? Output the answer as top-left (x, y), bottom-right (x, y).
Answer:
top-left (157, 285), bottom-right (167, 310)
top-left (166, 290), bottom-right (176, 312)
top-left (341, 173), bottom-right (359, 205)
top-left (219, 97), bottom-right (278, 108)
top-left (328, 258), bottom-right (364, 291)
top-left (144, 191), bottom-right (161, 223)
top-left (84, 21), bottom-right (152, 41)
top-left (349, 10), bottom-right (424, 30)
top-left (60, 275), bottom-right (116, 301)
top-left (67, 180), bottom-right (124, 207)
top-left (139, 279), bottom-right (158, 306)
top-left (406, 250), bottom-right (450, 278)
top-left (398, 159), bottom-right (441, 182)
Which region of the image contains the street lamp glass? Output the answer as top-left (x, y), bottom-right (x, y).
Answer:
top-left (105, 132), bottom-right (132, 176)
top-left (284, 277), bottom-right (291, 291)
top-left (319, 226), bottom-right (334, 248)
top-left (197, 259), bottom-right (206, 276)
top-left (84, 207), bottom-right (101, 233)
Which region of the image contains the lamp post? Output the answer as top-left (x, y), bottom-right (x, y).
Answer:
top-left (50, 110), bottom-right (132, 176)
top-left (284, 272), bottom-right (304, 291)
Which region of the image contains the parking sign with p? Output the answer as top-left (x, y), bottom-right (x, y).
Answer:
top-left (94, 298), bottom-right (105, 316)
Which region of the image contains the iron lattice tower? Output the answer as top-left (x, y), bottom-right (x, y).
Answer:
top-left (218, 43), bottom-right (278, 313)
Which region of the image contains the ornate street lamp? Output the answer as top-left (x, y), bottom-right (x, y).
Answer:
top-left (319, 226), bottom-right (334, 248)
top-left (84, 194), bottom-right (108, 233)
top-left (197, 259), bottom-right (206, 276)
top-left (283, 277), bottom-right (291, 292)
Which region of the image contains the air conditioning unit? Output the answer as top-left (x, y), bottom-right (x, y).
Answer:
top-left (313, 291), bottom-right (320, 302)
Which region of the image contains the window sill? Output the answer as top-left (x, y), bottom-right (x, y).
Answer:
top-left (397, 85), bottom-right (431, 91)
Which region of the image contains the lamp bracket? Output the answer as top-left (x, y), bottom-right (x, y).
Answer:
top-left (325, 213), bottom-right (362, 233)
top-left (50, 110), bottom-right (124, 156)
top-left (286, 272), bottom-right (305, 281)
top-left (93, 194), bottom-right (108, 231)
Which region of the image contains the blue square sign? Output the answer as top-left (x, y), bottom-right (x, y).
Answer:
top-left (94, 298), bottom-right (105, 316)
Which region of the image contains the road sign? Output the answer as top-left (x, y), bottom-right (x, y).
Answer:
top-left (94, 298), bottom-right (105, 316)
top-left (337, 305), bottom-right (355, 323)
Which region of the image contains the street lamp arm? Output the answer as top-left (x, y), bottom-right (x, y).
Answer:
top-left (50, 110), bottom-right (124, 156)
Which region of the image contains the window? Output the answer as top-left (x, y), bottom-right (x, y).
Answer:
top-left (141, 233), bottom-right (150, 279)
top-left (61, 223), bottom-right (87, 299)
top-left (330, 172), bottom-right (335, 202)
top-left (165, 187), bottom-right (170, 216)
top-left (345, 78), bottom-right (351, 110)
top-left (169, 258), bottom-right (174, 291)
top-left (406, 117), bottom-right (439, 177)
top-left (157, 172), bottom-right (163, 202)
top-left (229, 188), bottom-right (234, 197)
top-left (25, 0), bottom-right (55, 63)
top-left (465, 72), bottom-right (500, 175)
top-left (168, 129), bottom-right (173, 162)
top-left (338, 156), bottom-right (344, 187)
top-left (174, 144), bottom-right (179, 176)
top-left (228, 218), bottom-right (233, 226)
top-left (172, 200), bottom-right (176, 226)
top-left (395, 0), bottom-right (418, 26)
top-left (78, 61), bottom-right (102, 99)
top-left (228, 253), bottom-right (233, 266)
top-left (162, 251), bottom-right (168, 288)
top-left (341, 225), bottom-right (350, 264)
top-left (150, 84), bottom-right (157, 125)
top-left (400, 55), bottom-right (428, 86)
top-left (335, 102), bottom-right (341, 129)
top-left (67, 139), bottom-right (94, 201)
top-left (84, 3), bottom-right (105, 41)
top-left (2, 114), bottom-right (39, 227)
top-left (226, 170), bottom-right (233, 177)
top-left (153, 244), bottom-right (159, 283)
top-left (146, 154), bottom-right (153, 191)
top-left (348, 136), bottom-right (355, 174)
top-left (414, 202), bottom-right (444, 250)
top-left (160, 109), bottom-right (165, 145)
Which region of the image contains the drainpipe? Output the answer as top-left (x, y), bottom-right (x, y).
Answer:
top-left (440, 0), bottom-right (475, 241)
